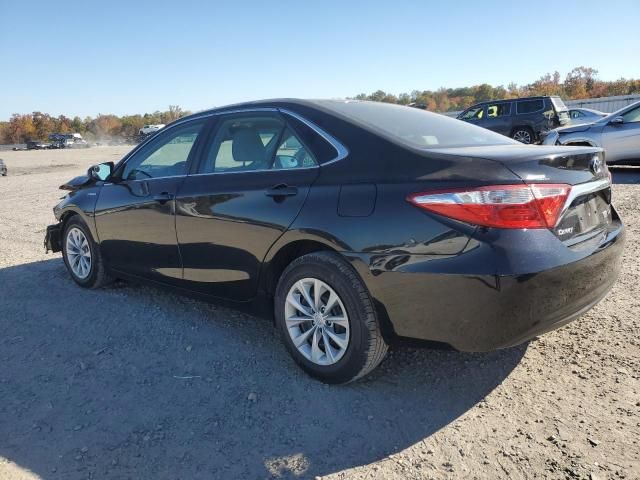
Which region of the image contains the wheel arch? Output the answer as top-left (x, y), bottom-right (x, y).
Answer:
top-left (260, 234), bottom-right (398, 341)
top-left (56, 204), bottom-right (100, 243)
top-left (261, 237), bottom-right (339, 297)
top-left (562, 139), bottom-right (597, 147)
top-left (510, 124), bottom-right (535, 136)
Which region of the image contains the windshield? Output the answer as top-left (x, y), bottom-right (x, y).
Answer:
top-left (602, 100), bottom-right (640, 122)
top-left (313, 100), bottom-right (517, 149)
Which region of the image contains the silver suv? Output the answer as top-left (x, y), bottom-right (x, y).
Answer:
top-left (543, 101), bottom-right (640, 165)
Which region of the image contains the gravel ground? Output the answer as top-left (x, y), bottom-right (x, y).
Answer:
top-left (0, 147), bottom-right (638, 480)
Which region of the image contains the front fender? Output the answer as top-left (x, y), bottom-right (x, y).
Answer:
top-left (53, 186), bottom-right (102, 241)
top-left (557, 132), bottom-right (600, 147)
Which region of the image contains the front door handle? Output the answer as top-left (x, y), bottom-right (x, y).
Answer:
top-left (153, 192), bottom-right (174, 204)
top-left (265, 184), bottom-right (298, 197)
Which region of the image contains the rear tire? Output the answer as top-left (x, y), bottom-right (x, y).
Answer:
top-left (62, 216), bottom-right (112, 289)
top-left (275, 251), bottom-right (388, 384)
top-left (512, 127), bottom-right (534, 144)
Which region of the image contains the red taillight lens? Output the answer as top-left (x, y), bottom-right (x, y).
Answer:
top-left (407, 184), bottom-right (571, 229)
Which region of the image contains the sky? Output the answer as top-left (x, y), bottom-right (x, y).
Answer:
top-left (1, 0), bottom-right (639, 120)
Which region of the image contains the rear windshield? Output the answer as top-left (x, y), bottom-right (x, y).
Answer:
top-left (551, 97), bottom-right (568, 112)
top-left (314, 100), bottom-right (516, 149)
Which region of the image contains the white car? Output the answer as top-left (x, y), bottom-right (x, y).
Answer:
top-left (139, 124), bottom-right (165, 135)
top-left (543, 101), bottom-right (640, 165)
top-left (568, 107), bottom-right (607, 124)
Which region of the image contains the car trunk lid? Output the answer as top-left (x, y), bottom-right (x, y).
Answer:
top-left (431, 145), bottom-right (612, 242)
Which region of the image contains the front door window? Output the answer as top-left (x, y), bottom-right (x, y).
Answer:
top-left (122, 120), bottom-right (205, 180)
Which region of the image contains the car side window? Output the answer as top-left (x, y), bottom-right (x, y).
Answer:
top-left (516, 100), bottom-right (544, 114)
top-left (122, 120), bottom-right (205, 180)
top-left (273, 128), bottom-right (317, 170)
top-left (460, 106), bottom-right (484, 120)
top-left (200, 115), bottom-right (317, 173)
top-left (486, 103), bottom-right (511, 117)
top-left (202, 115), bottom-right (285, 173)
top-left (621, 106), bottom-right (640, 123)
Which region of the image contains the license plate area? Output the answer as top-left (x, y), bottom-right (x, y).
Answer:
top-left (554, 190), bottom-right (611, 241)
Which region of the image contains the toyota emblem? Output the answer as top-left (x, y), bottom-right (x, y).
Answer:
top-left (590, 155), bottom-right (602, 175)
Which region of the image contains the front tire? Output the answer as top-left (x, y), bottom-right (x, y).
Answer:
top-left (275, 251), bottom-right (388, 384)
top-left (62, 216), bottom-right (111, 289)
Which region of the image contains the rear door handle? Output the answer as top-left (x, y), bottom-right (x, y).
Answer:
top-left (265, 184), bottom-right (298, 197)
top-left (153, 192), bottom-right (174, 204)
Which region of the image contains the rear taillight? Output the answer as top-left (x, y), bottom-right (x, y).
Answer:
top-left (407, 184), bottom-right (571, 229)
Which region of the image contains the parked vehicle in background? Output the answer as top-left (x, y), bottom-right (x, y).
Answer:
top-left (139, 124), bottom-right (165, 136)
top-left (44, 99), bottom-right (624, 383)
top-left (543, 101), bottom-right (640, 165)
top-left (0, 158), bottom-right (7, 176)
top-left (568, 108), bottom-right (607, 123)
top-left (26, 140), bottom-right (51, 150)
top-left (49, 133), bottom-right (90, 149)
top-left (457, 96), bottom-right (570, 144)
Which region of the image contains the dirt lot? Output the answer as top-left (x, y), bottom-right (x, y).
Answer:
top-left (0, 146), bottom-right (638, 480)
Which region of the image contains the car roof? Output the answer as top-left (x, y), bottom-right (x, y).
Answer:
top-left (191, 98), bottom-right (324, 115)
top-left (476, 96), bottom-right (556, 105)
top-left (174, 98), bottom-right (357, 126)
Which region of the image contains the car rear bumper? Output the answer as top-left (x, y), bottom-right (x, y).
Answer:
top-left (348, 214), bottom-right (625, 352)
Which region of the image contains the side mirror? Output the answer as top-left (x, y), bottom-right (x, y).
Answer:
top-left (609, 116), bottom-right (624, 125)
top-left (88, 162), bottom-right (114, 181)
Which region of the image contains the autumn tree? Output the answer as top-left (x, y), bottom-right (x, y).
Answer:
top-left (349, 66), bottom-right (639, 112)
top-left (5, 114), bottom-right (36, 143)
top-left (32, 112), bottom-right (55, 140)
top-left (564, 66), bottom-right (598, 99)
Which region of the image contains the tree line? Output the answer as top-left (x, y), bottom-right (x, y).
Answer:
top-left (2, 67), bottom-right (639, 144)
top-left (352, 67), bottom-right (640, 112)
top-left (0, 105), bottom-right (190, 145)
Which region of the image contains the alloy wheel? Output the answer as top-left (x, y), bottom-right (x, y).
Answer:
top-left (284, 278), bottom-right (350, 366)
top-left (66, 227), bottom-right (92, 279)
top-left (513, 130), bottom-right (532, 144)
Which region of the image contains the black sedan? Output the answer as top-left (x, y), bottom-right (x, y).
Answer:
top-left (0, 158), bottom-right (6, 176)
top-left (45, 100), bottom-right (625, 383)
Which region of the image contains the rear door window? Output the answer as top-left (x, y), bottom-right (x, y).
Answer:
top-left (199, 114), bottom-right (318, 173)
top-left (486, 103), bottom-right (511, 117)
top-left (516, 100), bottom-right (544, 114)
top-left (201, 115), bottom-right (284, 173)
top-left (273, 128), bottom-right (317, 170)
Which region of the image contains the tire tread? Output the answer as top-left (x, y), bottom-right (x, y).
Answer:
top-left (278, 251), bottom-right (388, 383)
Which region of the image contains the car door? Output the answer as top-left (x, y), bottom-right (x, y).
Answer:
top-left (482, 102), bottom-right (512, 135)
top-left (94, 117), bottom-right (209, 282)
top-left (175, 111), bottom-right (319, 301)
top-left (601, 104), bottom-right (640, 163)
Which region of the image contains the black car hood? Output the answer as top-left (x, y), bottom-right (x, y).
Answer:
top-left (60, 175), bottom-right (92, 191)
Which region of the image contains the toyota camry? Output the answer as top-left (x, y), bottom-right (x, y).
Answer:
top-left (44, 99), bottom-right (625, 383)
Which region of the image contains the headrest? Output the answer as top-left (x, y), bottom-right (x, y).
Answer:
top-left (232, 128), bottom-right (266, 164)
